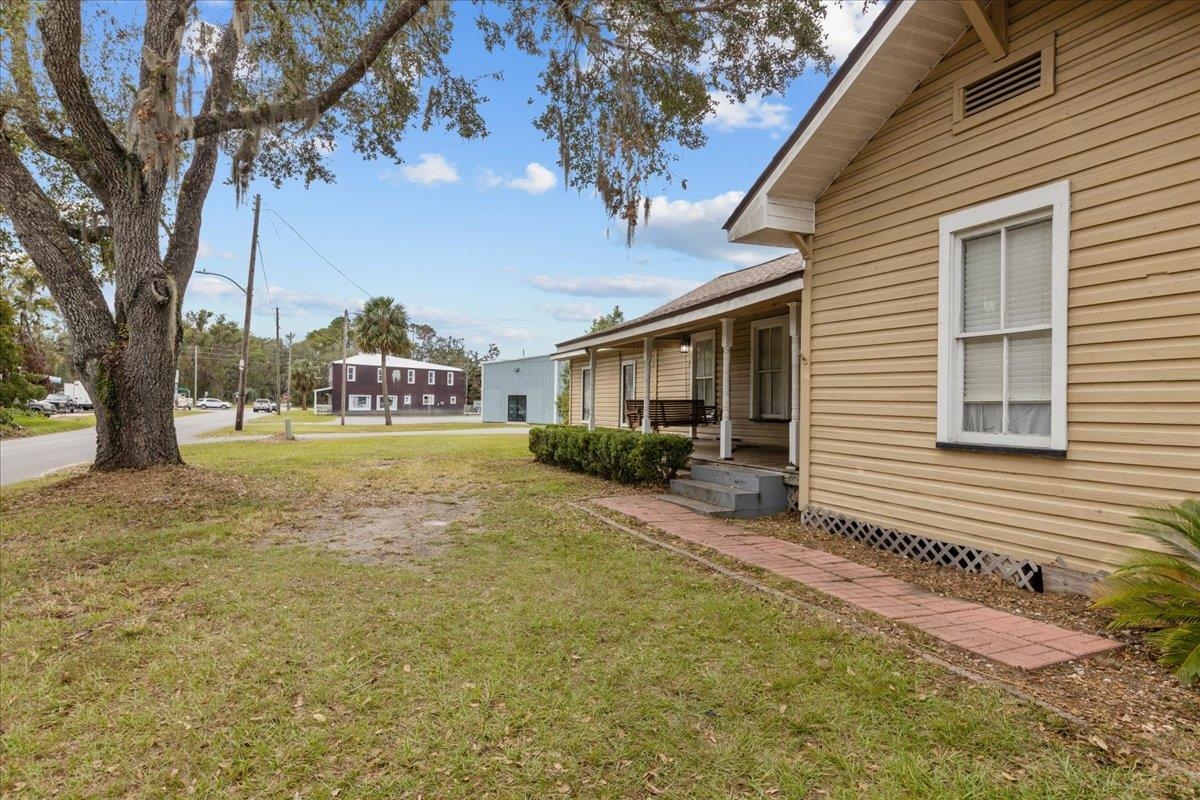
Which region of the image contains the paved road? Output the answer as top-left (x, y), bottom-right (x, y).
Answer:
top-left (0, 409), bottom-right (237, 486)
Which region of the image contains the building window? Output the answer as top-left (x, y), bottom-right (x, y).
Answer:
top-left (422, 393), bottom-right (435, 406)
top-left (750, 316), bottom-right (788, 419)
top-left (620, 361), bottom-right (636, 424)
top-left (937, 180), bottom-right (1068, 453)
top-left (348, 394), bottom-right (370, 410)
top-left (450, 395), bottom-right (457, 405)
top-left (447, 372), bottom-right (454, 386)
top-left (691, 330), bottom-right (715, 407)
top-left (345, 365), bottom-right (356, 382)
top-left (376, 395), bottom-right (398, 411)
top-left (403, 394), bottom-right (412, 406)
top-left (407, 369), bottom-right (415, 384)
top-left (427, 370), bottom-right (436, 385)
top-left (581, 366), bottom-right (592, 422)
top-left (376, 367), bottom-right (382, 383)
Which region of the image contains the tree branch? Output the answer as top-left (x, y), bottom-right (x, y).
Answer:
top-left (180, 0), bottom-right (430, 141)
top-left (63, 219), bottom-right (113, 242)
top-left (0, 134), bottom-right (115, 360)
top-left (37, 0), bottom-right (130, 192)
top-left (163, 16), bottom-right (241, 286)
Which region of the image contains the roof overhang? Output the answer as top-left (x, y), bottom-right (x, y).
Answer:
top-left (724, 0), bottom-right (969, 245)
top-left (554, 273), bottom-right (804, 355)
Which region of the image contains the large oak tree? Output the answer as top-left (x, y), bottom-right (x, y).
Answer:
top-left (0, 0), bottom-right (830, 470)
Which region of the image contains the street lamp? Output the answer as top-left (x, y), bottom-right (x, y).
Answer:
top-left (195, 269), bottom-right (246, 294)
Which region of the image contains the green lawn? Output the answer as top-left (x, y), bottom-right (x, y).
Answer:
top-left (1, 409), bottom-right (95, 437)
top-left (0, 435), bottom-right (1185, 798)
top-left (200, 407), bottom-right (511, 437)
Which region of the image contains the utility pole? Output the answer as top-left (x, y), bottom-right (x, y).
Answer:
top-left (235, 193), bottom-right (261, 432)
top-left (193, 344), bottom-right (199, 406)
top-left (274, 307), bottom-right (282, 416)
top-left (285, 332), bottom-right (294, 411)
top-left (340, 310), bottom-right (349, 426)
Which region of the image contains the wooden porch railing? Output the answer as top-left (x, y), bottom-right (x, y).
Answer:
top-left (625, 399), bottom-right (719, 432)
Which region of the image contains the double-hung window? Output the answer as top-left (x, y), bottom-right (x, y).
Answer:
top-left (403, 394), bottom-right (412, 406)
top-left (407, 369), bottom-right (415, 384)
top-left (447, 372), bottom-right (455, 386)
top-left (937, 180), bottom-right (1069, 454)
top-left (581, 366), bottom-right (592, 422)
top-left (376, 367), bottom-right (383, 383)
top-left (345, 365), bottom-right (356, 382)
top-left (427, 370), bottom-right (436, 385)
top-left (750, 316), bottom-right (788, 420)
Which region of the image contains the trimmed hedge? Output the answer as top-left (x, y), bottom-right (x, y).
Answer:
top-left (529, 425), bottom-right (693, 485)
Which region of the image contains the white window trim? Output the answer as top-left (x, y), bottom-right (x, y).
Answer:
top-left (422, 393), bottom-right (436, 406)
top-left (427, 370), bottom-right (436, 385)
top-left (691, 329), bottom-right (716, 405)
top-left (377, 367), bottom-right (383, 383)
top-left (450, 395), bottom-right (457, 405)
top-left (447, 372), bottom-right (455, 386)
top-left (618, 358), bottom-right (636, 420)
top-left (347, 393), bottom-right (370, 410)
top-left (937, 179), bottom-right (1069, 453)
top-left (345, 365), bottom-right (356, 382)
top-left (376, 394), bottom-right (398, 411)
top-left (749, 315), bottom-right (790, 420)
top-left (403, 394), bottom-right (412, 406)
top-left (407, 369), bottom-right (415, 384)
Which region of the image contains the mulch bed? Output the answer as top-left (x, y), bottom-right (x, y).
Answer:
top-left (738, 513), bottom-right (1200, 776)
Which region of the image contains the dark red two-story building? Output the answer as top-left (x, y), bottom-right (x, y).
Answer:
top-left (326, 354), bottom-right (464, 415)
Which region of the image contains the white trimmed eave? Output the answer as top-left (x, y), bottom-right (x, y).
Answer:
top-left (553, 274), bottom-right (805, 356)
top-left (726, 0), bottom-right (969, 248)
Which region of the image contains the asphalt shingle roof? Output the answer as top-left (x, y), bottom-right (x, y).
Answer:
top-left (557, 251), bottom-right (803, 347)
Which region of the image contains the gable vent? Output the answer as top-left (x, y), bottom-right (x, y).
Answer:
top-left (962, 53), bottom-right (1042, 117)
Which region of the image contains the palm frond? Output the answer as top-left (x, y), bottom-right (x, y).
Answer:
top-left (1094, 499), bottom-right (1200, 684)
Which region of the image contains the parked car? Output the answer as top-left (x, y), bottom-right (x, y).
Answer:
top-left (44, 393), bottom-right (77, 412)
top-left (196, 397), bottom-right (231, 409)
top-left (252, 398), bottom-right (278, 413)
top-left (25, 398), bottom-right (54, 416)
top-left (175, 394), bottom-right (193, 409)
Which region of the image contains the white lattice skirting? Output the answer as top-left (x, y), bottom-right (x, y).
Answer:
top-left (799, 505), bottom-right (1043, 592)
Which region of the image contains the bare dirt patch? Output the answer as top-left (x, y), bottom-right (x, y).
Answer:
top-left (272, 493), bottom-right (479, 565)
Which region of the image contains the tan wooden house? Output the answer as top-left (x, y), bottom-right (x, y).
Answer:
top-left (555, 0), bottom-right (1199, 592)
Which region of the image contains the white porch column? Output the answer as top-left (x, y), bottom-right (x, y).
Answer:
top-left (788, 301), bottom-right (801, 469)
top-left (587, 347), bottom-right (597, 432)
top-left (642, 337), bottom-right (653, 434)
top-left (719, 317), bottom-right (733, 460)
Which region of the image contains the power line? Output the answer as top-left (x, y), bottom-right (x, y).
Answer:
top-left (256, 239), bottom-right (274, 308)
top-left (266, 207), bottom-right (371, 297)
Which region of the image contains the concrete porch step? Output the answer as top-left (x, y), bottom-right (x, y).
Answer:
top-left (655, 493), bottom-right (737, 518)
top-left (669, 477), bottom-right (760, 511)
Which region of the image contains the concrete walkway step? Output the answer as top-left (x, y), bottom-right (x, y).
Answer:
top-left (656, 493), bottom-right (737, 518)
top-left (669, 478), bottom-right (759, 511)
top-left (593, 495), bottom-right (1121, 670)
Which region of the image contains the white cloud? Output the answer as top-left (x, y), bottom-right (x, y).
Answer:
top-left (822, 0), bottom-right (884, 64)
top-left (410, 306), bottom-right (537, 346)
top-left (382, 153), bottom-right (460, 186)
top-left (197, 240), bottom-right (235, 260)
top-left (536, 302), bottom-right (601, 323)
top-left (506, 162), bottom-right (557, 194)
top-left (475, 166), bottom-right (504, 189)
top-left (637, 191), bottom-right (788, 267)
top-left (527, 274), bottom-right (699, 299)
top-left (188, 276), bottom-right (355, 320)
top-left (706, 93), bottom-right (790, 133)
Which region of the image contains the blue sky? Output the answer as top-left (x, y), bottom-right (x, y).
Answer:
top-left (185, 1), bottom-right (881, 356)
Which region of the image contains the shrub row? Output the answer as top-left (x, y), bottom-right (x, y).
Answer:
top-left (529, 425), bottom-right (693, 485)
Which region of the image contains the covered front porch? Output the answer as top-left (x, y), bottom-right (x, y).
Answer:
top-left (553, 253), bottom-right (806, 473)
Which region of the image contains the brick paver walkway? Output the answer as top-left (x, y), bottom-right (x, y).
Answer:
top-left (593, 496), bottom-right (1121, 670)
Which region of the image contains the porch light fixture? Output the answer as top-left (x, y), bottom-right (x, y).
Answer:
top-left (679, 335), bottom-right (691, 354)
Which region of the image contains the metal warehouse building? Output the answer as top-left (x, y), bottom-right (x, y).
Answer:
top-left (481, 354), bottom-right (560, 424)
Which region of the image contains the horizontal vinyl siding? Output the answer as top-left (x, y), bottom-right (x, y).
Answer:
top-left (808, 0), bottom-right (1200, 573)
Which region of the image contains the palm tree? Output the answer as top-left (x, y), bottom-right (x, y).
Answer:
top-left (351, 297), bottom-right (411, 426)
top-left (1093, 499), bottom-right (1200, 684)
top-left (289, 359), bottom-right (322, 411)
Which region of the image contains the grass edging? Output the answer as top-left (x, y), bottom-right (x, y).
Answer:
top-left (572, 500), bottom-right (1200, 786)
